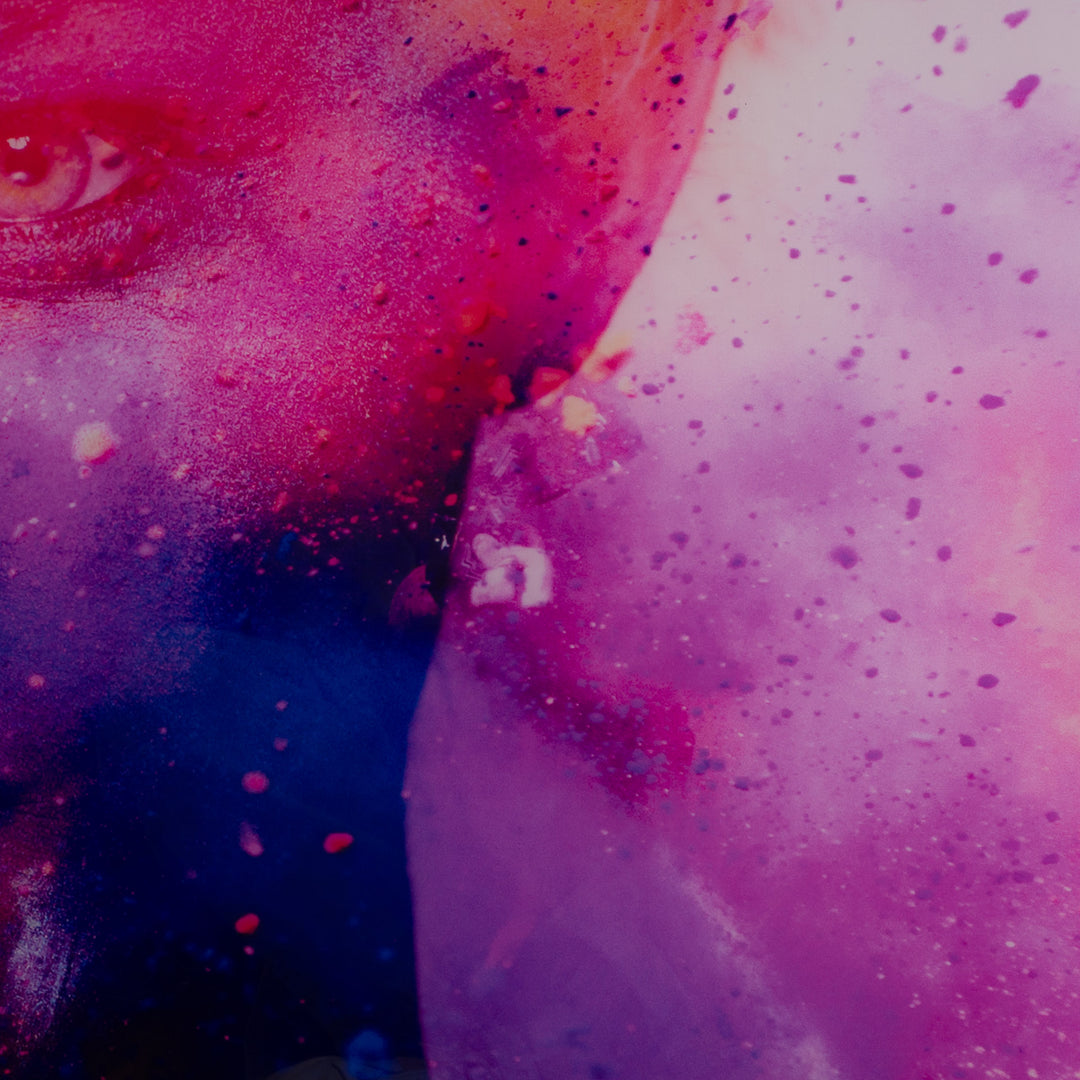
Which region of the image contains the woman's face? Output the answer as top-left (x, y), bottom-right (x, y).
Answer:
top-left (0, 0), bottom-right (739, 1056)
top-left (0, 0), bottom-right (736, 715)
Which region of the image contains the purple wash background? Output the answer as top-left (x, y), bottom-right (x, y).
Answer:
top-left (407, 3), bottom-right (1080, 1079)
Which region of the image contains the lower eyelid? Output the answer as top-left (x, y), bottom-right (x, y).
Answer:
top-left (0, 166), bottom-right (218, 296)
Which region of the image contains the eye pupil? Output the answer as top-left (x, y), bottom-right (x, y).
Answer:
top-left (2, 135), bottom-right (53, 187)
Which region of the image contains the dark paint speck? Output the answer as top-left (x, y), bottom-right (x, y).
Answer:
top-left (1005, 74), bottom-right (1040, 108)
top-left (829, 545), bottom-right (859, 569)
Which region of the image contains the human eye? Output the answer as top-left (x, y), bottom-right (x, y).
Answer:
top-left (0, 109), bottom-right (141, 221)
top-left (0, 100), bottom-right (215, 292)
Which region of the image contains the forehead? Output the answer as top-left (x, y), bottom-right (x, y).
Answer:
top-left (0, 0), bottom-right (335, 105)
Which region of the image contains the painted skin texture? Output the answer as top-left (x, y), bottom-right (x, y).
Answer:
top-left (406, 2), bottom-right (1080, 1078)
top-left (0, 0), bottom-right (738, 1072)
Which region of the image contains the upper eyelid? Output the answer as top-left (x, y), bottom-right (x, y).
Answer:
top-left (0, 97), bottom-right (249, 163)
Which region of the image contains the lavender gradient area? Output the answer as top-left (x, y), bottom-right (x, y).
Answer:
top-left (407, 3), bottom-right (1080, 1078)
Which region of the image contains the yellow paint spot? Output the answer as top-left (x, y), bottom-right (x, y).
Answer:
top-left (561, 395), bottom-right (600, 437)
top-left (72, 421), bottom-right (117, 465)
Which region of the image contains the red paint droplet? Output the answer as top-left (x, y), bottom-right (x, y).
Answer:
top-left (235, 913), bottom-right (260, 935)
top-left (239, 822), bottom-right (264, 857)
top-left (829, 545), bottom-right (859, 569)
top-left (241, 771), bottom-right (270, 794)
top-left (1005, 74), bottom-right (1040, 109)
top-left (323, 832), bottom-right (355, 854)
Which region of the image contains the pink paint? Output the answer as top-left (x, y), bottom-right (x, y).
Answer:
top-left (408, 3), bottom-right (1080, 1077)
top-left (240, 771), bottom-right (269, 795)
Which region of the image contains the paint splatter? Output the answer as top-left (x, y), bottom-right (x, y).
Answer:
top-left (1005, 74), bottom-right (1040, 108)
top-left (71, 421), bottom-right (118, 465)
top-left (323, 832), bottom-right (355, 854)
top-left (241, 771), bottom-right (270, 794)
top-left (239, 822), bottom-right (264, 857)
top-left (234, 913), bottom-right (260, 935)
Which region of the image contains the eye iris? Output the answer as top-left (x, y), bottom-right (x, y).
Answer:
top-left (3, 135), bottom-right (50, 185)
top-left (0, 125), bottom-right (89, 219)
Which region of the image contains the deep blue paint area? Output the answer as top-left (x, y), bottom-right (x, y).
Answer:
top-left (51, 571), bottom-right (434, 1079)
